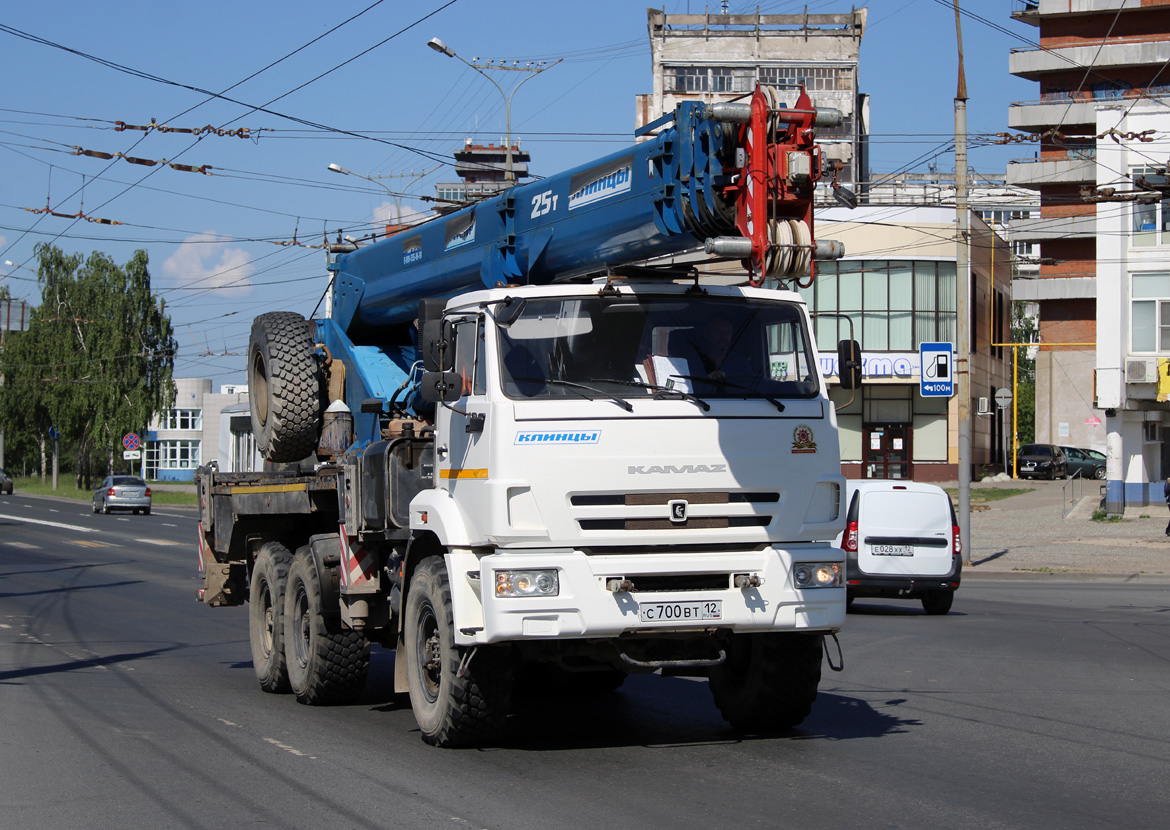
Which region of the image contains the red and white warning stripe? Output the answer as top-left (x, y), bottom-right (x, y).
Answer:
top-left (338, 524), bottom-right (378, 593)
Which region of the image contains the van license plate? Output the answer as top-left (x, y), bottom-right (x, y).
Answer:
top-left (639, 600), bottom-right (722, 623)
top-left (872, 544), bottom-right (913, 556)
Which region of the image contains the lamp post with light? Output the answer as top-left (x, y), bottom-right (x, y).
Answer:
top-left (326, 164), bottom-right (437, 229)
top-left (426, 37), bottom-right (559, 186)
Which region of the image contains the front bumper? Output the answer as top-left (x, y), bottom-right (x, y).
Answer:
top-left (450, 544), bottom-right (846, 646)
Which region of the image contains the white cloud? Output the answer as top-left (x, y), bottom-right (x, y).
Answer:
top-left (373, 201), bottom-right (429, 228)
top-left (161, 232), bottom-right (256, 291)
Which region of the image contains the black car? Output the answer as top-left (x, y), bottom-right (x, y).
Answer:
top-left (1060, 446), bottom-right (1107, 480)
top-left (0, 468), bottom-right (12, 495)
top-left (1017, 444), bottom-right (1069, 480)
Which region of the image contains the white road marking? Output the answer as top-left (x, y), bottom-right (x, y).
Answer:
top-left (4, 542), bottom-right (40, 549)
top-left (137, 538), bottom-right (181, 546)
top-left (0, 513), bottom-right (97, 533)
top-left (263, 737), bottom-right (314, 758)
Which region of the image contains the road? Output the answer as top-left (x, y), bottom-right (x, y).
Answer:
top-left (1, 492), bottom-right (1168, 830)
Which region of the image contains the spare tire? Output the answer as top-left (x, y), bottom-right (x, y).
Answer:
top-left (248, 312), bottom-right (322, 462)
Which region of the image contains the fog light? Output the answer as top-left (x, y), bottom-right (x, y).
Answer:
top-left (495, 569), bottom-right (559, 598)
top-left (794, 561), bottom-right (842, 588)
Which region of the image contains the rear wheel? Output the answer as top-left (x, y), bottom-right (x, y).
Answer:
top-left (921, 590), bottom-right (954, 615)
top-left (1094, 466), bottom-right (1106, 481)
top-left (248, 312), bottom-right (322, 463)
top-left (404, 557), bottom-right (513, 747)
top-left (708, 632), bottom-right (823, 731)
top-left (283, 548), bottom-right (369, 705)
top-left (249, 542), bottom-right (293, 693)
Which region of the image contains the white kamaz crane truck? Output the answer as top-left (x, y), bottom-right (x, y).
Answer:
top-left (195, 84), bottom-right (862, 746)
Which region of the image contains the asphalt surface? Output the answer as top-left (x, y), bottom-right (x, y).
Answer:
top-left (1, 489), bottom-right (1168, 830)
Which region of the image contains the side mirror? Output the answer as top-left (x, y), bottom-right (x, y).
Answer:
top-left (837, 339), bottom-right (863, 390)
top-left (420, 318), bottom-right (455, 373)
top-left (419, 371), bottom-right (463, 403)
top-left (494, 296), bottom-right (527, 328)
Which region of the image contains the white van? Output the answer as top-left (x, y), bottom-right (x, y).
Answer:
top-left (833, 480), bottom-right (962, 614)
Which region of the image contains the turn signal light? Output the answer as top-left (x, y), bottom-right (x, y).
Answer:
top-left (952, 524), bottom-right (962, 556)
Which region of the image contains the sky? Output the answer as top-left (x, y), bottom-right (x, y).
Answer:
top-left (0, 0), bottom-right (1040, 389)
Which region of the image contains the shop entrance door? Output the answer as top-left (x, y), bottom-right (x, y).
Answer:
top-left (863, 424), bottom-right (912, 479)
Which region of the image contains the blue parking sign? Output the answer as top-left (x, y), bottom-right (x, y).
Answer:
top-left (920, 342), bottom-right (954, 397)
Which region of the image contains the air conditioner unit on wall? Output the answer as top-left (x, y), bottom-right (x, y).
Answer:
top-left (1125, 358), bottom-right (1158, 384)
top-left (976, 397), bottom-right (991, 415)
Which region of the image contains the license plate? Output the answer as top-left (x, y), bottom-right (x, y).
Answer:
top-left (639, 600), bottom-right (722, 623)
top-left (871, 544), bottom-right (913, 556)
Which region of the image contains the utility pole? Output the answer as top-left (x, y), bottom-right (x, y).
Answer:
top-left (954, 0), bottom-right (972, 564)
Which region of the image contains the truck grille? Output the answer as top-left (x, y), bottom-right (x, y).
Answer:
top-left (571, 491), bottom-right (779, 533)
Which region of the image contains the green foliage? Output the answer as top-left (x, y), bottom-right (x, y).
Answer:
top-left (1011, 301), bottom-right (1037, 446)
top-left (0, 244), bottom-right (176, 486)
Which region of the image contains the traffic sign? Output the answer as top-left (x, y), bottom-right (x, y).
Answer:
top-left (994, 387), bottom-right (1012, 408)
top-left (123, 433), bottom-right (141, 451)
top-left (919, 342), bottom-right (954, 397)
top-left (48, 425), bottom-right (61, 440)
top-left (122, 450), bottom-right (141, 460)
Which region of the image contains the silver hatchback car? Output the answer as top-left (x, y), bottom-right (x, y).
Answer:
top-left (93, 475), bottom-right (152, 515)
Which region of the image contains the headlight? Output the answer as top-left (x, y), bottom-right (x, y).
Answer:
top-left (793, 562), bottom-right (842, 589)
top-left (1037, 461), bottom-right (1051, 468)
top-left (495, 569), bottom-right (559, 597)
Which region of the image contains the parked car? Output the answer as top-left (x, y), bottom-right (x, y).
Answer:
top-left (1016, 444), bottom-right (1069, 480)
top-left (833, 480), bottom-right (962, 615)
top-left (93, 476), bottom-right (152, 515)
top-left (1060, 446), bottom-right (1106, 480)
top-left (0, 468), bottom-right (12, 495)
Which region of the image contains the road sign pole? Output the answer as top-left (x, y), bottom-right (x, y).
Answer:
top-left (52, 437), bottom-right (58, 491)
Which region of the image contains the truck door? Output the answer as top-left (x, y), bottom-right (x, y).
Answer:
top-left (440, 315), bottom-right (491, 521)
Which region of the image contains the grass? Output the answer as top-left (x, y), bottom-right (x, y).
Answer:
top-left (945, 487), bottom-right (1033, 505)
top-left (9, 476), bottom-right (198, 507)
top-left (1091, 507), bottom-right (1125, 523)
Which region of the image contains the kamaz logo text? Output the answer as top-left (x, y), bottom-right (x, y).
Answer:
top-left (627, 464), bottom-right (727, 474)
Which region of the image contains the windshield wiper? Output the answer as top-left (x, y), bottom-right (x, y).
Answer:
top-left (671, 375), bottom-right (786, 412)
top-left (516, 377), bottom-right (634, 412)
top-left (592, 377), bottom-right (711, 412)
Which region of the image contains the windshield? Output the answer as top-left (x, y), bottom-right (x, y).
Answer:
top-left (112, 476), bottom-right (146, 486)
top-left (1021, 445), bottom-right (1051, 457)
top-left (497, 295), bottom-right (820, 401)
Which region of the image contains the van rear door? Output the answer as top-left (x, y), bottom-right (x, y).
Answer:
top-left (857, 486), bottom-right (953, 577)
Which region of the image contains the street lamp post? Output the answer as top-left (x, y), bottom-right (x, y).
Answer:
top-left (327, 164), bottom-right (436, 228)
top-left (426, 37), bottom-right (559, 186)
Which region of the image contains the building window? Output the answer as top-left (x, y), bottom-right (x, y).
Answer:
top-left (1131, 272), bottom-right (1170, 352)
top-left (160, 408), bottom-right (201, 430)
top-left (1132, 168), bottom-right (1169, 247)
top-left (666, 66), bottom-right (754, 94)
top-left (156, 439), bottom-right (201, 470)
top-left (758, 65), bottom-right (854, 92)
top-left (800, 260), bottom-right (957, 351)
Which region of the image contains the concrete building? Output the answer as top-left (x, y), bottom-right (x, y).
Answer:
top-left (144, 379), bottom-right (260, 481)
top-left (634, 8), bottom-right (868, 192)
top-left (1007, 0), bottom-right (1170, 510)
top-left (434, 139), bottom-right (532, 207)
top-left (800, 206), bottom-right (1015, 481)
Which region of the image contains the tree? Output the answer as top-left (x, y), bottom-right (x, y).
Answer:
top-left (0, 244), bottom-right (176, 488)
top-left (1011, 301), bottom-right (1037, 447)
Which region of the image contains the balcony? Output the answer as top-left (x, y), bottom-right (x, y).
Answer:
top-left (1008, 213), bottom-right (1096, 241)
top-left (1011, 40), bottom-right (1170, 79)
top-left (1009, 85), bottom-right (1170, 129)
top-left (1006, 156), bottom-right (1095, 187)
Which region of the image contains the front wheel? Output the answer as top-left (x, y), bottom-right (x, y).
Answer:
top-left (283, 549), bottom-right (369, 705)
top-left (708, 632), bottom-right (823, 731)
top-left (404, 557), bottom-right (513, 747)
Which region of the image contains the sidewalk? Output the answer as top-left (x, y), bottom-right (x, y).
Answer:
top-left (953, 478), bottom-right (1170, 580)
